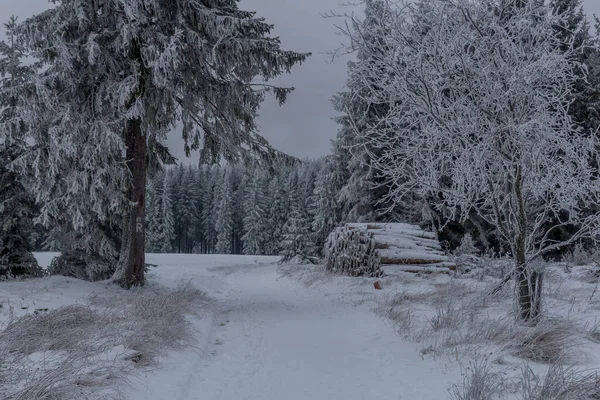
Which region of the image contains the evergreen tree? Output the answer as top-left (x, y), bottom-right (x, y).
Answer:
top-left (242, 170), bottom-right (269, 255)
top-left (311, 155), bottom-right (345, 257)
top-left (192, 166), bottom-right (206, 253)
top-left (145, 172), bottom-right (160, 252)
top-left (146, 170), bottom-right (175, 253)
top-left (279, 169), bottom-right (313, 261)
top-left (331, 0), bottom-right (399, 223)
top-left (215, 167), bottom-right (235, 254)
top-left (175, 165), bottom-right (199, 253)
top-left (549, 0), bottom-right (600, 135)
top-left (228, 165), bottom-right (244, 254)
top-left (0, 17), bottom-right (43, 278)
top-left (0, 146), bottom-right (43, 278)
top-left (171, 165), bottom-right (184, 253)
top-left (265, 168), bottom-right (291, 255)
top-left (157, 171), bottom-right (175, 253)
top-left (203, 165), bottom-right (222, 253)
top-left (15, 0), bottom-right (309, 287)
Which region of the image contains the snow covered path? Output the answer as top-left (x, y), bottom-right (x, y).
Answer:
top-left (127, 256), bottom-right (457, 400)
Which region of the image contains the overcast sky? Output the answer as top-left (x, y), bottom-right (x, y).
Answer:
top-left (0, 0), bottom-right (599, 161)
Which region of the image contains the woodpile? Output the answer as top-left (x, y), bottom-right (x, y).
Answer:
top-left (325, 223), bottom-right (455, 277)
top-left (324, 226), bottom-right (383, 277)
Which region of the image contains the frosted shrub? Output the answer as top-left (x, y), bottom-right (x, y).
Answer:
top-left (48, 251), bottom-right (116, 282)
top-left (562, 242), bottom-right (595, 267)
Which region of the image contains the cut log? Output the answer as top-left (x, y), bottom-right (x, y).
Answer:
top-left (325, 222), bottom-right (454, 276)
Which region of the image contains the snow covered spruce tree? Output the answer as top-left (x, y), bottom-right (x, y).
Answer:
top-left (330, 0), bottom-right (407, 224)
top-left (0, 16), bottom-right (43, 279)
top-left (311, 155), bottom-right (346, 257)
top-left (343, 0), bottom-right (600, 322)
top-left (145, 170), bottom-right (175, 253)
top-left (15, 1), bottom-right (308, 287)
top-left (280, 165), bottom-right (316, 261)
top-left (264, 168), bottom-right (290, 255)
top-left (215, 167), bottom-right (235, 254)
top-left (242, 169), bottom-right (269, 255)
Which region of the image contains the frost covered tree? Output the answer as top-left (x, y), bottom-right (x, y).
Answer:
top-left (279, 167), bottom-right (315, 261)
top-left (342, 0), bottom-right (600, 321)
top-left (241, 170), bottom-right (268, 255)
top-left (311, 155), bottom-right (345, 257)
top-left (13, 1), bottom-right (308, 287)
top-left (231, 166), bottom-right (247, 254)
top-left (0, 17), bottom-right (43, 278)
top-left (145, 173), bottom-right (159, 252)
top-left (264, 169), bottom-right (290, 255)
top-left (201, 165), bottom-right (221, 254)
top-left (215, 167), bottom-right (235, 254)
top-left (0, 147), bottom-right (43, 279)
top-left (146, 170), bottom-right (174, 253)
top-left (329, 0), bottom-right (401, 223)
top-left (173, 165), bottom-right (199, 253)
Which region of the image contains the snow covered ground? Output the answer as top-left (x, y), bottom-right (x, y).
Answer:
top-left (3, 253), bottom-right (600, 399)
top-left (128, 255), bottom-right (458, 400)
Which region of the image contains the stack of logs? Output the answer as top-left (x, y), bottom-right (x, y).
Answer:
top-left (325, 223), bottom-right (455, 277)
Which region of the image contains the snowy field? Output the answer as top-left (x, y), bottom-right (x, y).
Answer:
top-left (3, 254), bottom-right (600, 399)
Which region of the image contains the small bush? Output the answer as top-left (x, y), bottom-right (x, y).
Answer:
top-left (48, 251), bottom-right (117, 282)
top-left (454, 234), bottom-right (479, 257)
top-left (0, 250), bottom-right (45, 280)
top-left (562, 243), bottom-right (595, 267)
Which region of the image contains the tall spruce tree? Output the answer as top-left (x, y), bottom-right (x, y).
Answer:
top-left (0, 17), bottom-right (43, 279)
top-left (242, 170), bottom-right (269, 255)
top-left (279, 168), bottom-right (314, 261)
top-left (215, 167), bottom-right (235, 254)
top-left (146, 170), bottom-right (175, 253)
top-left (14, 0), bottom-right (308, 287)
top-left (265, 168), bottom-right (291, 255)
top-left (331, 0), bottom-right (399, 223)
top-left (145, 171), bottom-right (160, 252)
top-left (311, 155), bottom-right (345, 257)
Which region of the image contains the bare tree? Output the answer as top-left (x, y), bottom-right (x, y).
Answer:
top-left (338, 0), bottom-right (600, 322)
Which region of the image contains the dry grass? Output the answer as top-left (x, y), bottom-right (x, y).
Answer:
top-left (0, 281), bottom-right (208, 399)
top-left (277, 263), bottom-right (331, 287)
top-left (377, 273), bottom-right (589, 367)
top-left (450, 359), bottom-right (600, 400)
top-left (450, 358), bottom-right (503, 400)
top-left (374, 292), bottom-right (416, 336)
top-left (517, 364), bottom-right (600, 400)
top-left (0, 305), bottom-right (109, 355)
top-left (6, 354), bottom-right (128, 400)
top-left (508, 320), bottom-right (581, 364)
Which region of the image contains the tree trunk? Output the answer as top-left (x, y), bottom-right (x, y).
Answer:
top-left (114, 118), bottom-right (148, 288)
top-left (515, 237), bottom-right (542, 322)
top-left (513, 166), bottom-right (542, 323)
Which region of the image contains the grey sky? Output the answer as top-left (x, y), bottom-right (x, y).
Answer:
top-left (1, 0), bottom-right (599, 161)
